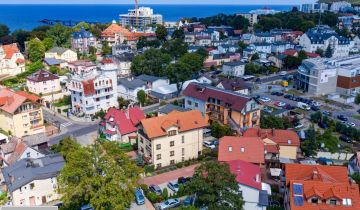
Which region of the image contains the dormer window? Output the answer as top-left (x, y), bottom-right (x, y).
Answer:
top-left (168, 130), bottom-right (177, 136)
top-left (329, 199), bottom-right (337, 205)
top-left (311, 197), bottom-right (318, 204)
top-left (241, 147), bottom-right (245, 152)
top-left (343, 198), bottom-right (352, 206)
top-left (228, 146), bottom-right (233, 152)
top-left (288, 140), bottom-right (292, 145)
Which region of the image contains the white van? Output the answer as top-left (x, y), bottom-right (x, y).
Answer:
top-left (297, 102), bottom-right (310, 111)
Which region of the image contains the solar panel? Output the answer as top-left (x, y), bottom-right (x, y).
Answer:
top-left (293, 183), bottom-right (303, 195)
top-left (294, 196), bottom-right (304, 206)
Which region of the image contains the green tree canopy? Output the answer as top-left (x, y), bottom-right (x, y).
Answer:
top-left (137, 90), bottom-right (146, 106)
top-left (161, 38), bottom-right (188, 59)
top-left (0, 24), bottom-right (10, 38)
top-left (301, 125), bottom-right (319, 157)
top-left (47, 24), bottom-right (73, 47)
top-left (210, 121), bottom-right (233, 139)
top-left (260, 115), bottom-right (291, 129)
top-left (12, 30), bottom-right (30, 51)
top-left (28, 38), bottom-right (45, 62)
top-left (185, 161), bottom-right (244, 210)
top-left (155, 25), bottom-right (168, 41)
top-left (178, 53), bottom-right (204, 73)
top-left (58, 138), bottom-right (142, 209)
top-left (172, 28), bottom-right (185, 40)
top-left (166, 62), bottom-right (193, 93)
top-left (131, 48), bottom-right (172, 76)
top-left (73, 22), bottom-right (90, 31)
top-left (42, 37), bottom-right (55, 51)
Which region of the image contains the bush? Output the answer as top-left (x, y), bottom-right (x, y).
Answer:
top-left (162, 188), bottom-right (168, 200)
top-left (145, 165), bottom-right (155, 174)
top-left (176, 162), bottom-right (184, 168)
top-left (147, 192), bottom-right (162, 203)
top-left (140, 184), bottom-right (149, 195)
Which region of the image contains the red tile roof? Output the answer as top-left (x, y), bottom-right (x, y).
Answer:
top-left (218, 136), bottom-right (265, 164)
top-left (2, 43), bottom-right (20, 59)
top-left (26, 69), bottom-right (59, 83)
top-left (183, 83), bottom-right (252, 112)
top-left (6, 141), bottom-right (28, 165)
top-left (101, 23), bottom-right (131, 37)
top-left (104, 107), bottom-right (145, 135)
top-left (286, 164), bottom-right (360, 210)
top-left (82, 79), bottom-right (95, 96)
top-left (306, 52), bottom-right (320, 58)
top-left (243, 128), bottom-right (300, 146)
top-left (0, 89), bottom-right (27, 114)
top-left (282, 49), bottom-right (298, 57)
top-left (226, 159), bottom-right (262, 190)
top-left (15, 58), bottom-right (25, 63)
top-left (16, 91), bottom-right (41, 103)
top-left (140, 110), bottom-right (208, 139)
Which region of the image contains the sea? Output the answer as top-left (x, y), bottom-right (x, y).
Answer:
top-left (0, 4), bottom-right (296, 31)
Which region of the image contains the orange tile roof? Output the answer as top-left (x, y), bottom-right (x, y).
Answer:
top-left (2, 43), bottom-right (20, 59)
top-left (140, 110), bottom-right (208, 139)
top-left (0, 89), bottom-right (27, 114)
top-left (218, 136), bottom-right (265, 164)
top-left (101, 23), bottom-right (131, 37)
top-left (16, 91), bottom-right (41, 103)
top-left (243, 128), bottom-right (300, 146)
top-left (285, 164), bottom-right (360, 210)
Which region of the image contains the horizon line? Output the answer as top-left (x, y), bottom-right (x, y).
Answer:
top-left (0, 3), bottom-right (299, 5)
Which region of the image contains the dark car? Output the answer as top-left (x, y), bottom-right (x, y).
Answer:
top-left (311, 106), bottom-right (320, 111)
top-left (277, 92), bottom-right (284, 96)
top-left (183, 196), bottom-right (194, 206)
top-left (178, 176), bottom-right (191, 185)
top-left (149, 184), bottom-right (162, 195)
top-left (318, 121), bottom-right (328, 129)
top-left (271, 91), bottom-right (278, 95)
top-left (322, 110), bottom-right (332, 116)
top-left (284, 104), bottom-right (295, 110)
top-left (340, 135), bottom-right (352, 143)
top-left (337, 115), bottom-right (348, 122)
top-left (284, 94), bottom-right (291, 99)
top-left (358, 109), bottom-right (360, 114)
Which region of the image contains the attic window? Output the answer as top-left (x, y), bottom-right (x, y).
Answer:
top-left (343, 198), bottom-right (352, 206)
top-left (311, 197), bottom-right (318, 204)
top-left (228, 146), bottom-right (233, 152)
top-left (241, 147), bottom-right (245, 152)
top-left (288, 140), bottom-right (292, 145)
top-left (168, 130), bottom-right (177, 136)
top-left (329, 199), bottom-right (337, 205)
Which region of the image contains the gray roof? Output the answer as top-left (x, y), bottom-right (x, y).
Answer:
top-left (72, 28), bottom-right (94, 39)
top-left (43, 58), bottom-right (64, 66)
top-left (137, 74), bottom-right (167, 83)
top-left (158, 104), bottom-right (190, 114)
top-left (223, 61), bottom-right (245, 67)
top-left (47, 47), bottom-right (69, 55)
top-left (2, 154), bottom-right (65, 192)
top-left (118, 78), bottom-right (146, 89)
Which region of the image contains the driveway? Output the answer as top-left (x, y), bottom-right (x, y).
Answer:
top-left (129, 198), bottom-right (155, 210)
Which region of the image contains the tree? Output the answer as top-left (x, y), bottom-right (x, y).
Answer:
top-left (351, 173), bottom-right (360, 189)
top-left (356, 93), bottom-right (360, 104)
top-left (161, 38), bottom-right (188, 59)
top-left (0, 24), bottom-right (10, 38)
top-left (210, 121), bottom-right (233, 139)
top-left (325, 45), bottom-right (333, 58)
top-left (42, 37), bottom-right (55, 51)
top-left (318, 129), bottom-right (339, 153)
top-left (28, 38), bottom-right (45, 62)
top-left (310, 111), bottom-right (322, 123)
top-left (131, 48), bottom-right (172, 76)
top-left (166, 62), bottom-right (193, 93)
top-left (301, 125), bottom-right (318, 157)
top-left (178, 53), bottom-right (203, 73)
top-left (185, 161), bottom-right (244, 210)
top-left (47, 24), bottom-right (73, 47)
top-left (155, 25), bottom-right (168, 41)
top-left (260, 115), bottom-right (290, 129)
top-left (118, 97), bottom-right (130, 109)
top-left (58, 139), bottom-right (142, 209)
top-left (172, 28), bottom-right (185, 40)
top-left (251, 53), bottom-right (259, 61)
top-left (195, 47), bottom-right (209, 61)
top-left (12, 30), bottom-right (30, 51)
top-left (315, 48), bottom-right (324, 57)
top-left (137, 90), bottom-right (146, 106)
top-left (101, 41), bottom-right (112, 55)
top-left (73, 22), bottom-right (90, 31)
top-left (238, 41), bottom-right (248, 54)
top-left (298, 50), bottom-right (308, 61)
top-left (245, 63), bottom-right (261, 75)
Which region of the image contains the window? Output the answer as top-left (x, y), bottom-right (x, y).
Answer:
top-left (311, 197), bottom-right (318, 204)
top-left (251, 103), bottom-right (256, 109)
top-left (170, 160), bottom-right (175, 165)
top-left (182, 157), bottom-right (185, 161)
top-left (195, 102), bottom-right (199, 107)
top-left (252, 112), bottom-right (257, 118)
top-left (240, 147), bottom-right (245, 152)
top-left (30, 183), bottom-right (35, 190)
top-left (343, 198), bottom-right (352, 206)
top-left (168, 130), bottom-right (177, 136)
top-left (330, 199), bottom-right (337, 205)
top-left (140, 138), bottom-right (143, 143)
top-left (182, 136), bottom-right (185, 143)
top-left (170, 151), bottom-right (175, 156)
top-left (187, 100), bottom-right (192, 105)
top-left (156, 154), bottom-right (161, 160)
top-left (228, 146), bottom-right (233, 152)
top-left (170, 141), bottom-right (175, 147)
top-left (26, 152), bottom-right (30, 158)
top-left (156, 144), bottom-right (161, 150)
top-left (182, 148), bottom-right (185, 156)
top-left (156, 163), bottom-right (162, 168)
top-left (288, 140), bottom-right (292, 145)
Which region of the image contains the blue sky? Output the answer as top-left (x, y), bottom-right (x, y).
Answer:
top-left (1, 0), bottom-right (317, 5)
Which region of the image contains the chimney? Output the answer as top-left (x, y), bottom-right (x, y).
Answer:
top-left (256, 174), bottom-right (261, 183)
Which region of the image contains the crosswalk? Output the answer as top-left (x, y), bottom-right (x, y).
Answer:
top-left (60, 122), bottom-right (73, 127)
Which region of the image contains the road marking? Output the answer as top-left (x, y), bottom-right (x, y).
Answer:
top-left (60, 122), bottom-right (73, 127)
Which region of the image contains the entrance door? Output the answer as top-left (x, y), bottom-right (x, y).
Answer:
top-left (29, 196), bottom-right (36, 206)
top-left (41, 196), bottom-right (47, 204)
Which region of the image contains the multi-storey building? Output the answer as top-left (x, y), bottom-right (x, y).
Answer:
top-left (45, 47), bottom-right (78, 63)
top-left (68, 60), bottom-right (97, 75)
top-left (183, 83), bottom-right (261, 131)
top-left (71, 28), bottom-right (97, 53)
top-left (2, 154), bottom-right (64, 206)
top-left (138, 110), bottom-right (207, 168)
top-left (26, 69), bottom-right (61, 96)
top-left (68, 59), bottom-right (118, 116)
top-left (0, 43), bottom-right (25, 76)
top-left (299, 25), bottom-right (350, 58)
top-left (222, 61), bottom-right (245, 77)
top-left (336, 56), bottom-right (360, 95)
top-left (119, 7), bottom-right (163, 28)
top-left (238, 13), bottom-right (258, 26)
top-left (282, 164), bottom-right (360, 210)
top-left (0, 89), bottom-right (45, 138)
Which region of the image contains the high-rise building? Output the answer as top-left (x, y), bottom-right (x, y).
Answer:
top-left (119, 7), bottom-right (163, 28)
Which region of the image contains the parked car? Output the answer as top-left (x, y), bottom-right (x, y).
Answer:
top-left (318, 121), bottom-right (328, 129)
top-left (178, 176), bottom-right (191, 185)
top-left (279, 71), bottom-right (287, 76)
top-left (284, 104), bottom-right (295, 110)
top-left (322, 110), bottom-right (332, 116)
top-left (357, 109), bottom-right (360, 114)
top-left (297, 102), bottom-right (310, 111)
top-left (311, 106), bottom-right (320, 111)
top-left (80, 205), bottom-right (94, 210)
top-left (135, 188), bottom-right (145, 205)
top-left (284, 94), bottom-right (292, 99)
top-left (317, 157), bottom-right (333, 165)
top-left (184, 196), bottom-right (194, 206)
top-left (158, 198), bottom-right (181, 210)
top-left (294, 122), bottom-right (304, 129)
top-left (311, 101), bottom-right (322, 107)
top-left (340, 135), bottom-right (352, 143)
top-left (149, 184), bottom-right (162, 195)
top-left (337, 115), bottom-right (348, 122)
top-left (346, 122), bottom-right (356, 127)
top-left (203, 141), bottom-right (215, 149)
top-left (167, 181), bottom-right (179, 192)
top-left (274, 101), bottom-right (286, 107)
top-left (259, 97), bottom-right (271, 103)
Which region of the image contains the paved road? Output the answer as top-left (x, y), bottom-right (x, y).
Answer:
top-left (259, 71), bottom-right (296, 83)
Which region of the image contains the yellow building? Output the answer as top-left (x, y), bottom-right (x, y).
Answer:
top-left (138, 110), bottom-right (208, 169)
top-left (45, 47), bottom-right (77, 63)
top-left (0, 89), bottom-right (45, 138)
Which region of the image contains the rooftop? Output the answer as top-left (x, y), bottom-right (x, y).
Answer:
top-left (243, 128), bottom-right (300, 147)
top-left (27, 69), bottom-right (59, 83)
top-left (103, 107), bottom-right (145, 135)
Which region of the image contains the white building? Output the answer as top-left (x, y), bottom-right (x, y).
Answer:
top-left (238, 13), bottom-right (258, 26)
top-left (299, 25), bottom-right (350, 58)
top-left (45, 47), bottom-right (78, 63)
top-left (136, 74), bottom-right (170, 93)
top-left (0, 44), bottom-right (25, 76)
top-left (117, 78), bottom-right (146, 101)
top-left (2, 154), bottom-right (64, 206)
top-left (119, 7), bottom-right (163, 28)
top-left (68, 59), bottom-right (118, 116)
top-left (330, 1), bottom-right (351, 12)
top-left (68, 60), bottom-right (97, 75)
top-left (222, 61), bottom-right (245, 77)
top-left (26, 69), bottom-right (61, 96)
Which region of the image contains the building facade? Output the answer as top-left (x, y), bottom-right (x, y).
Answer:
top-left (71, 28), bottom-right (97, 53)
top-left (45, 47), bottom-right (78, 63)
top-left (222, 61), bottom-right (245, 77)
top-left (26, 69), bottom-right (61, 96)
top-left (68, 60), bottom-right (97, 75)
top-left (0, 44), bottom-right (25, 76)
top-left (119, 7), bottom-right (163, 28)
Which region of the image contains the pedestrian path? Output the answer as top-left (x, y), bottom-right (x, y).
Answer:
top-left (60, 122), bottom-right (73, 127)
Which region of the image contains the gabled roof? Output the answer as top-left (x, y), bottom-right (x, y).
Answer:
top-left (217, 78), bottom-right (249, 91)
top-left (0, 89), bottom-right (27, 114)
top-left (218, 136), bottom-right (265, 164)
top-left (1, 43), bottom-right (21, 59)
top-left (46, 47), bottom-right (70, 55)
top-left (183, 83), bottom-right (252, 112)
top-left (104, 107), bottom-right (145, 135)
top-left (6, 141), bottom-right (31, 165)
top-left (140, 110), bottom-right (208, 139)
top-left (226, 159), bottom-right (262, 190)
top-left (43, 58), bottom-right (65, 66)
top-left (118, 78), bottom-right (146, 90)
top-left (137, 74), bottom-right (167, 83)
top-left (27, 69), bottom-right (59, 83)
top-left (72, 28), bottom-right (94, 39)
top-left (243, 128), bottom-right (300, 147)
top-left (2, 154), bottom-right (64, 192)
top-left (101, 23), bottom-right (131, 37)
top-left (158, 104), bottom-right (190, 115)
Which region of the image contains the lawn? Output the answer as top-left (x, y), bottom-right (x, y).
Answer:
top-left (353, 115), bottom-right (360, 120)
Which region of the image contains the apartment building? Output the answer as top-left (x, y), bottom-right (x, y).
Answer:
top-left (26, 69), bottom-right (61, 96)
top-left (2, 154), bottom-right (64, 206)
top-left (283, 164), bottom-right (360, 210)
top-left (119, 7), bottom-right (163, 28)
top-left (299, 25), bottom-right (350, 58)
top-left (183, 83), bottom-right (260, 131)
top-left (68, 60), bottom-right (97, 75)
top-left (45, 47), bottom-right (78, 63)
top-left (335, 55), bottom-right (360, 95)
top-left (68, 60), bottom-right (118, 116)
top-left (138, 110), bottom-right (208, 168)
top-left (222, 61), bottom-right (245, 77)
top-left (0, 89), bottom-right (45, 138)
top-left (71, 28), bottom-right (97, 53)
top-left (238, 13), bottom-right (258, 26)
top-left (0, 43), bottom-right (25, 76)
